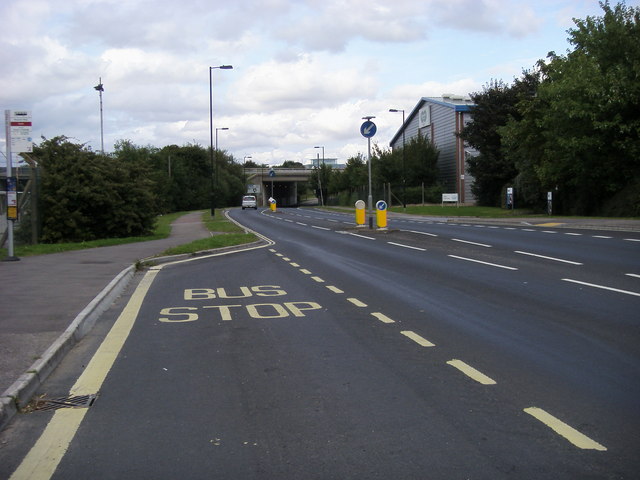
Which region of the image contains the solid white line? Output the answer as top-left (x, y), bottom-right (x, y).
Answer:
top-left (626, 273), bottom-right (640, 279)
top-left (562, 278), bottom-right (640, 297)
top-left (515, 250), bottom-right (583, 265)
top-left (348, 233), bottom-right (376, 240)
top-left (388, 242), bottom-right (426, 251)
top-left (312, 225), bottom-right (330, 231)
top-left (452, 238), bottom-right (492, 248)
top-left (403, 230), bottom-right (438, 237)
top-left (449, 255), bottom-right (518, 270)
top-left (524, 407), bottom-right (606, 451)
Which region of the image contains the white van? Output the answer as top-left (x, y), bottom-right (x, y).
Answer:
top-left (241, 195), bottom-right (257, 210)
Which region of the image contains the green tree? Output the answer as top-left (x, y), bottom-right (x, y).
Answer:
top-left (501, 1), bottom-right (640, 214)
top-left (461, 74), bottom-right (539, 206)
top-left (372, 134), bottom-right (439, 204)
top-left (35, 136), bottom-right (157, 243)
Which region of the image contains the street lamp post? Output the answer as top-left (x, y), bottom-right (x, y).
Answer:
top-left (389, 108), bottom-right (406, 209)
top-left (243, 155), bottom-right (252, 193)
top-left (93, 78), bottom-right (104, 154)
top-left (209, 64), bottom-right (233, 216)
top-left (215, 126), bottom-right (229, 208)
top-left (314, 146), bottom-right (325, 206)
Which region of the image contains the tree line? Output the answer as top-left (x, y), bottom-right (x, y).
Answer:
top-left (461, 1), bottom-right (639, 216)
top-left (16, 1), bottom-right (637, 244)
top-left (21, 137), bottom-right (245, 243)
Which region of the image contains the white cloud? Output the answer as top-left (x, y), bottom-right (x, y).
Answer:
top-left (0, 0), bottom-right (605, 164)
top-left (229, 54), bottom-right (378, 112)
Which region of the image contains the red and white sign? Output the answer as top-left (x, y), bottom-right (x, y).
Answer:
top-left (5, 110), bottom-right (33, 153)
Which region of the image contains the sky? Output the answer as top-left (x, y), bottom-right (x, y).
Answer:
top-left (1, 0), bottom-right (630, 167)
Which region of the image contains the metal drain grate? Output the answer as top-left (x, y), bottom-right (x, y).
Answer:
top-left (33, 394), bottom-right (97, 411)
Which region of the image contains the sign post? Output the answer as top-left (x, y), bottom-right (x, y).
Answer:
top-left (376, 200), bottom-right (388, 230)
top-left (4, 110), bottom-right (32, 261)
top-left (360, 117), bottom-right (376, 229)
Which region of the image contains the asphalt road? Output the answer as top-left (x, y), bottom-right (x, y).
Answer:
top-left (2, 207), bottom-right (639, 479)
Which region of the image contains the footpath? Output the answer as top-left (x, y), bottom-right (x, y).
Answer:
top-left (0, 211), bottom-right (211, 430)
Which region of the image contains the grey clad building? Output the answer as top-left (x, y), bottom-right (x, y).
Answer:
top-left (390, 95), bottom-right (477, 204)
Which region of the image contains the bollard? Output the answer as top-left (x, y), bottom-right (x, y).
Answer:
top-left (355, 200), bottom-right (365, 226)
top-left (376, 200), bottom-right (387, 229)
top-left (270, 200), bottom-right (277, 212)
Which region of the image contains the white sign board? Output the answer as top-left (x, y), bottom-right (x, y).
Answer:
top-left (5, 110), bottom-right (33, 153)
top-left (442, 193), bottom-right (459, 202)
top-left (419, 105), bottom-right (431, 128)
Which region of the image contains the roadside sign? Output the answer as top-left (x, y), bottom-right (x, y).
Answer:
top-left (269, 169), bottom-right (275, 177)
top-left (360, 121), bottom-right (377, 138)
top-left (376, 200), bottom-right (387, 211)
top-left (6, 110), bottom-right (33, 153)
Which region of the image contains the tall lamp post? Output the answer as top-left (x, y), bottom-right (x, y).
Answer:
top-left (209, 64), bottom-right (233, 216)
top-left (215, 126), bottom-right (229, 208)
top-left (389, 108), bottom-right (406, 209)
top-left (243, 155), bottom-right (252, 193)
top-left (94, 78), bottom-right (104, 154)
top-left (314, 146), bottom-right (325, 206)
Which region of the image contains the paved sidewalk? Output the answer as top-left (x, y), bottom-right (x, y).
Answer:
top-left (0, 211), bottom-right (211, 428)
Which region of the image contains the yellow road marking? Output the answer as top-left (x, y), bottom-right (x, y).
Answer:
top-left (447, 359), bottom-right (496, 385)
top-left (401, 330), bottom-right (435, 346)
top-left (10, 268), bottom-right (159, 480)
top-left (299, 269), bottom-right (312, 275)
top-left (311, 276), bottom-right (324, 283)
top-left (289, 262), bottom-right (300, 267)
top-left (347, 298), bottom-right (367, 307)
top-left (524, 407), bottom-right (607, 451)
top-left (535, 222), bottom-right (564, 227)
top-left (371, 312), bottom-right (395, 324)
top-left (326, 286), bottom-right (343, 294)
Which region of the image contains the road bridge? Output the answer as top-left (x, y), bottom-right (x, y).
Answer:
top-left (244, 167), bottom-right (314, 207)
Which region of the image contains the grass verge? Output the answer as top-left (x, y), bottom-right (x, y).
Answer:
top-left (1, 210), bottom-right (256, 259)
top-left (160, 211), bottom-right (256, 256)
top-left (389, 205), bottom-right (534, 217)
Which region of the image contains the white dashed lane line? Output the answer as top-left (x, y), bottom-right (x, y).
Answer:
top-left (270, 248), bottom-right (610, 453)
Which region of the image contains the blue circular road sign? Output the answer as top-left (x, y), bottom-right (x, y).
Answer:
top-left (376, 200), bottom-right (387, 211)
top-left (360, 121), bottom-right (377, 138)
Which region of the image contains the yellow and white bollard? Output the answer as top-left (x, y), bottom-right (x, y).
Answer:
top-left (355, 200), bottom-right (366, 227)
top-left (269, 197), bottom-right (277, 212)
top-left (376, 200), bottom-right (388, 230)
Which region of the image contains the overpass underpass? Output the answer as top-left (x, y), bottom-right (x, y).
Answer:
top-left (244, 168), bottom-right (313, 207)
